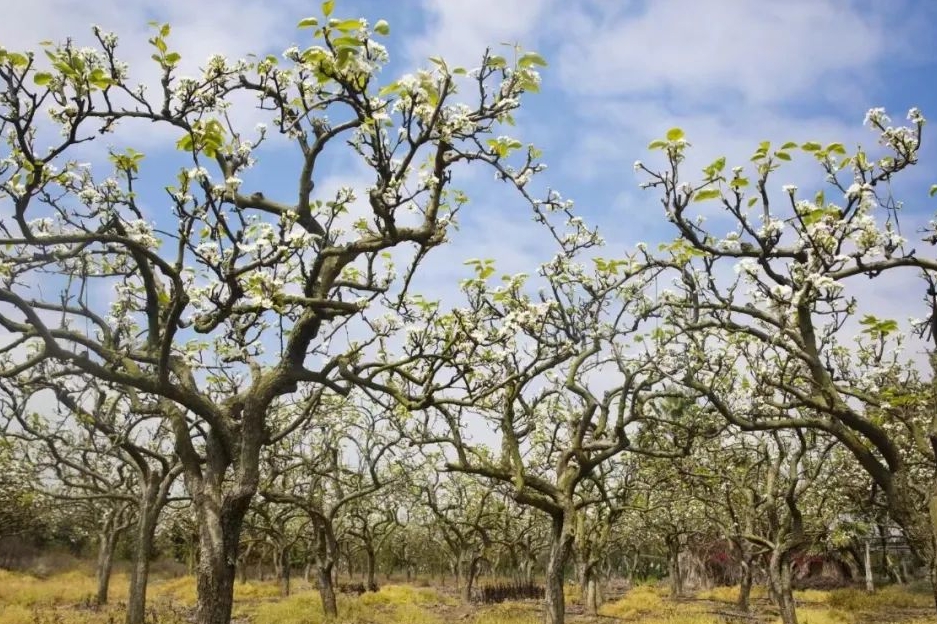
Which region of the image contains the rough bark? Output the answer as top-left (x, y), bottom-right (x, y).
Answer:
top-left (317, 563), bottom-right (337, 618)
top-left (126, 510), bottom-right (158, 624)
top-left (864, 539), bottom-right (874, 594)
top-left (666, 537), bottom-right (684, 598)
top-left (365, 547), bottom-right (377, 591)
top-left (930, 489), bottom-right (937, 613)
top-left (544, 514), bottom-right (574, 624)
top-left (94, 526), bottom-right (119, 607)
top-left (584, 572), bottom-right (599, 615)
top-left (769, 549), bottom-right (797, 624)
top-left (276, 546), bottom-right (291, 597)
top-left (192, 495), bottom-right (250, 624)
top-left (463, 556), bottom-right (481, 602)
top-left (738, 560), bottom-right (753, 612)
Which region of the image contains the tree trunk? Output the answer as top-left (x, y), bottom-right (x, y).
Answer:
top-left (277, 546), bottom-right (291, 597)
top-left (584, 569), bottom-right (599, 615)
top-left (769, 549), bottom-right (797, 624)
top-left (666, 537), bottom-right (683, 598)
top-left (192, 498), bottom-right (249, 624)
top-left (463, 556), bottom-right (480, 602)
top-left (238, 542), bottom-right (254, 585)
top-left (126, 510), bottom-right (158, 624)
top-left (738, 559), bottom-right (753, 612)
top-left (95, 526), bottom-right (119, 607)
top-left (864, 539), bottom-right (874, 594)
top-left (317, 563), bottom-right (337, 618)
top-left (452, 556), bottom-right (462, 593)
top-left (929, 488), bottom-right (937, 613)
top-left (544, 513), bottom-right (574, 624)
top-left (366, 547), bottom-right (377, 591)
top-left (187, 533), bottom-right (197, 576)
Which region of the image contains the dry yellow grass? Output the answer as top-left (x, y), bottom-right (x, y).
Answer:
top-left (695, 584), bottom-right (767, 603)
top-left (2, 567), bottom-right (934, 624)
top-left (471, 602), bottom-right (541, 624)
top-left (248, 583), bottom-right (454, 624)
top-left (775, 606), bottom-right (854, 624)
top-left (825, 585), bottom-right (933, 611)
top-left (599, 584), bottom-right (720, 623)
top-left (0, 569), bottom-right (128, 607)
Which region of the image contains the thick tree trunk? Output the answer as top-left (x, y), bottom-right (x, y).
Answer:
top-left (769, 549), bottom-right (797, 624)
top-left (126, 510), bottom-right (158, 624)
top-left (666, 538), bottom-right (683, 599)
top-left (463, 556), bottom-right (480, 602)
top-left (237, 542), bottom-right (254, 585)
top-left (929, 489), bottom-right (937, 613)
top-left (366, 547), bottom-right (377, 591)
top-left (584, 571), bottom-right (599, 615)
top-left (95, 527), bottom-right (119, 607)
top-left (544, 514), bottom-right (574, 624)
top-left (317, 563), bottom-right (337, 618)
top-left (276, 546), bottom-right (291, 597)
top-left (193, 499), bottom-right (249, 624)
top-left (187, 534), bottom-right (197, 576)
top-left (452, 556), bottom-right (462, 593)
top-left (738, 560), bottom-right (753, 612)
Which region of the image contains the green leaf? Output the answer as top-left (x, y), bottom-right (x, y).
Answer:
top-left (666, 127), bottom-right (685, 141)
top-left (648, 139), bottom-right (667, 150)
top-left (33, 72), bottom-right (52, 86)
top-left (705, 156), bottom-right (726, 174)
top-left (693, 188), bottom-right (722, 202)
top-left (332, 36), bottom-right (362, 47)
top-left (801, 141), bottom-right (822, 152)
top-left (378, 81), bottom-right (400, 97)
top-left (774, 151), bottom-right (791, 161)
top-left (298, 17), bottom-right (319, 28)
top-left (487, 55), bottom-right (507, 69)
top-left (780, 141), bottom-right (798, 150)
top-left (176, 134), bottom-right (194, 153)
top-left (729, 177), bottom-right (749, 189)
top-left (930, 184), bottom-right (937, 197)
top-left (518, 52), bottom-right (548, 68)
top-left (333, 18), bottom-right (363, 32)
top-left (164, 52), bottom-right (181, 66)
top-left (8, 52), bottom-right (29, 68)
top-left (428, 56), bottom-right (448, 70)
top-left (322, 0), bottom-right (335, 17)
top-left (747, 197), bottom-right (758, 208)
top-left (826, 142), bottom-right (846, 155)
top-left (373, 19), bottom-right (390, 35)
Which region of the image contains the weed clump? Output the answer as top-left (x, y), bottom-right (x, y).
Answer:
top-left (477, 582), bottom-right (543, 604)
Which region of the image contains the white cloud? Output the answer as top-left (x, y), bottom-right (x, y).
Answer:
top-left (554, 0), bottom-right (889, 105)
top-left (407, 0), bottom-right (550, 68)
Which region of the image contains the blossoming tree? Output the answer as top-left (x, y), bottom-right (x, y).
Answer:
top-left (0, 5), bottom-right (546, 621)
top-left (636, 108), bottom-right (937, 610)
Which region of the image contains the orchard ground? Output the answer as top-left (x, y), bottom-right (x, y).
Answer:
top-left (1, 565), bottom-right (934, 624)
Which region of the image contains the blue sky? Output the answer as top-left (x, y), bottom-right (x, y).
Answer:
top-left (3, 0), bottom-right (937, 324)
